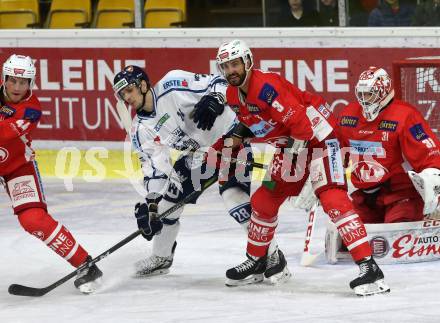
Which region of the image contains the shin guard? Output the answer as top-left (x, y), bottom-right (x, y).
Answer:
top-left (247, 211), bottom-right (278, 257)
top-left (17, 208), bottom-right (88, 267)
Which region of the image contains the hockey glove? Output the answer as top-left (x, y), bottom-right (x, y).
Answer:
top-left (135, 194), bottom-right (164, 241)
top-left (192, 93), bottom-right (225, 131)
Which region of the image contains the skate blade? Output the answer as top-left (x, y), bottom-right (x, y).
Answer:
top-left (78, 277), bottom-right (102, 294)
top-left (267, 267), bottom-right (292, 285)
top-left (225, 274), bottom-right (264, 287)
top-left (134, 268), bottom-right (170, 278)
top-left (353, 279), bottom-right (390, 297)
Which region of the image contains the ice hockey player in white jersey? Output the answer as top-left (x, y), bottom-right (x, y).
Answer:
top-left (113, 65), bottom-right (289, 284)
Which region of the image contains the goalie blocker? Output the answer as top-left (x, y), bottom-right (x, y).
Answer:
top-left (326, 218), bottom-right (440, 264)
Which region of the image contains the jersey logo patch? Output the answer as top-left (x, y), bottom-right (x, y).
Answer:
top-left (318, 104), bottom-right (331, 119)
top-left (339, 116), bottom-right (358, 127)
top-left (154, 113), bottom-right (170, 132)
top-left (0, 105), bottom-right (16, 118)
top-left (349, 140), bottom-right (385, 157)
top-left (409, 123), bottom-right (429, 141)
top-left (163, 79), bottom-right (189, 90)
top-left (258, 83), bottom-right (278, 105)
top-left (247, 103), bottom-right (260, 114)
top-left (378, 120), bottom-right (398, 132)
top-left (23, 108), bottom-right (42, 122)
top-left (249, 120), bottom-right (274, 137)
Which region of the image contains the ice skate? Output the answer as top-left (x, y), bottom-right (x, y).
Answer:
top-left (350, 257), bottom-right (390, 296)
top-left (264, 248), bottom-right (291, 284)
top-left (225, 254), bottom-right (266, 287)
top-left (74, 256), bottom-right (103, 294)
top-left (135, 242), bottom-right (177, 277)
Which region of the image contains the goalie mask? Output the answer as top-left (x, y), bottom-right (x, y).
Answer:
top-left (216, 39), bottom-right (253, 87)
top-left (355, 67), bottom-right (394, 122)
top-left (113, 65), bottom-right (150, 111)
top-left (2, 54), bottom-right (36, 98)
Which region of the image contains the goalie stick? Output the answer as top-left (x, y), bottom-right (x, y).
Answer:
top-left (300, 202), bottom-right (322, 266)
top-left (8, 176), bottom-right (219, 297)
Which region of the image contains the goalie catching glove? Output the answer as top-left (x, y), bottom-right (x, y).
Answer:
top-left (408, 168), bottom-right (440, 215)
top-left (135, 193), bottom-right (164, 240)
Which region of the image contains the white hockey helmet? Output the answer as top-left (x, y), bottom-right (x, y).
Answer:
top-left (2, 54), bottom-right (36, 93)
top-left (355, 66), bottom-right (394, 122)
top-left (216, 39), bottom-right (253, 85)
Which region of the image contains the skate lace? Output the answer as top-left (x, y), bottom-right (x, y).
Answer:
top-left (235, 259), bottom-right (256, 273)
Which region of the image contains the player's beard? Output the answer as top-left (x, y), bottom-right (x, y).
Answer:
top-left (226, 71), bottom-right (246, 87)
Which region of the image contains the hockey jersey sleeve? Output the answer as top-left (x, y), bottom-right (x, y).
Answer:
top-left (257, 78), bottom-right (332, 142)
top-left (0, 103), bottom-right (41, 144)
top-left (207, 74), bottom-right (228, 97)
top-left (400, 109), bottom-right (440, 172)
top-left (131, 122), bottom-right (175, 196)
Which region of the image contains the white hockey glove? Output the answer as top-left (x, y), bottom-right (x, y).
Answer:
top-left (292, 176), bottom-right (318, 212)
top-left (408, 168), bottom-right (440, 215)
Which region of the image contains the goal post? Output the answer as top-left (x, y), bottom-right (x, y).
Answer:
top-left (392, 58), bottom-right (440, 134)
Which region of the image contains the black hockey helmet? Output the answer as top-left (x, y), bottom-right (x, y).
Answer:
top-left (113, 65), bottom-right (150, 100)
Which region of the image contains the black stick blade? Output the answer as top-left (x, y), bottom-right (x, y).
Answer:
top-left (8, 284), bottom-right (48, 297)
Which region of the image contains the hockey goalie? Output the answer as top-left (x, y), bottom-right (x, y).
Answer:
top-left (326, 66), bottom-right (440, 265)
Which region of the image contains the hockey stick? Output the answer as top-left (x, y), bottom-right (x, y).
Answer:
top-left (300, 202), bottom-right (322, 266)
top-left (116, 99), bottom-right (267, 171)
top-left (8, 176), bottom-right (219, 297)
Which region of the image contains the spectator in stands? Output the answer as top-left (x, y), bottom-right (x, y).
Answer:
top-left (368, 0), bottom-right (416, 26)
top-left (319, 0), bottom-right (339, 26)
top-left (412, 0), bottom-right (440, 26)
top-left (270, 0), bottom-right (320, 27)
top-left (349, 0), bottom-right (378, 26)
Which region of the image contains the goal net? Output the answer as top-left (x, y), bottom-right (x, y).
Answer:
top-left (392, 58), bottom-right (440, 135)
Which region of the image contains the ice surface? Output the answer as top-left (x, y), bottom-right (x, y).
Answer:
top-left (1, 180), bottom-right (439, 323)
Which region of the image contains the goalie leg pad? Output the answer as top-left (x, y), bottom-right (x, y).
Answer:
top-left (17, 208), bottom-right (88, 267)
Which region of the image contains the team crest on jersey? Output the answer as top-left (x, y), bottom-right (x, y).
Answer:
top-left (163, 79), bottom-right (189, 90)
top-left (378, 120), bottom-right (398, 132)
top-left (154, 113), bottom-right (170, 132)
top-left (0, 105), bottom-right (15, 119)
top-left (247, 103), bottom-right (260, 114)
top-left (339, 116), bottom-right (358, 127)
top-left (258, 83), bottom-right (278, 105)
top-left (409, 123), bottom-right (429, 141)
top-left (23, 108), bottom-right (42, 122)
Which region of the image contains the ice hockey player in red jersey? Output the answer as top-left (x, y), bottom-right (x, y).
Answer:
top-left (215, 39), bottom-right (389, 296)
top-left (337, 66), bottom-right (440, 223)
top-left (0, 54), bottom-right (102, 293)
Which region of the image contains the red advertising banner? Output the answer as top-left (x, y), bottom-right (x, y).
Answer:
top-left (2, 47), bottom-right (438, 141)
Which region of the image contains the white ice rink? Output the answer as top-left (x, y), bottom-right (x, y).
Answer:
top-left (1, 179), bottom-right (440, 323)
